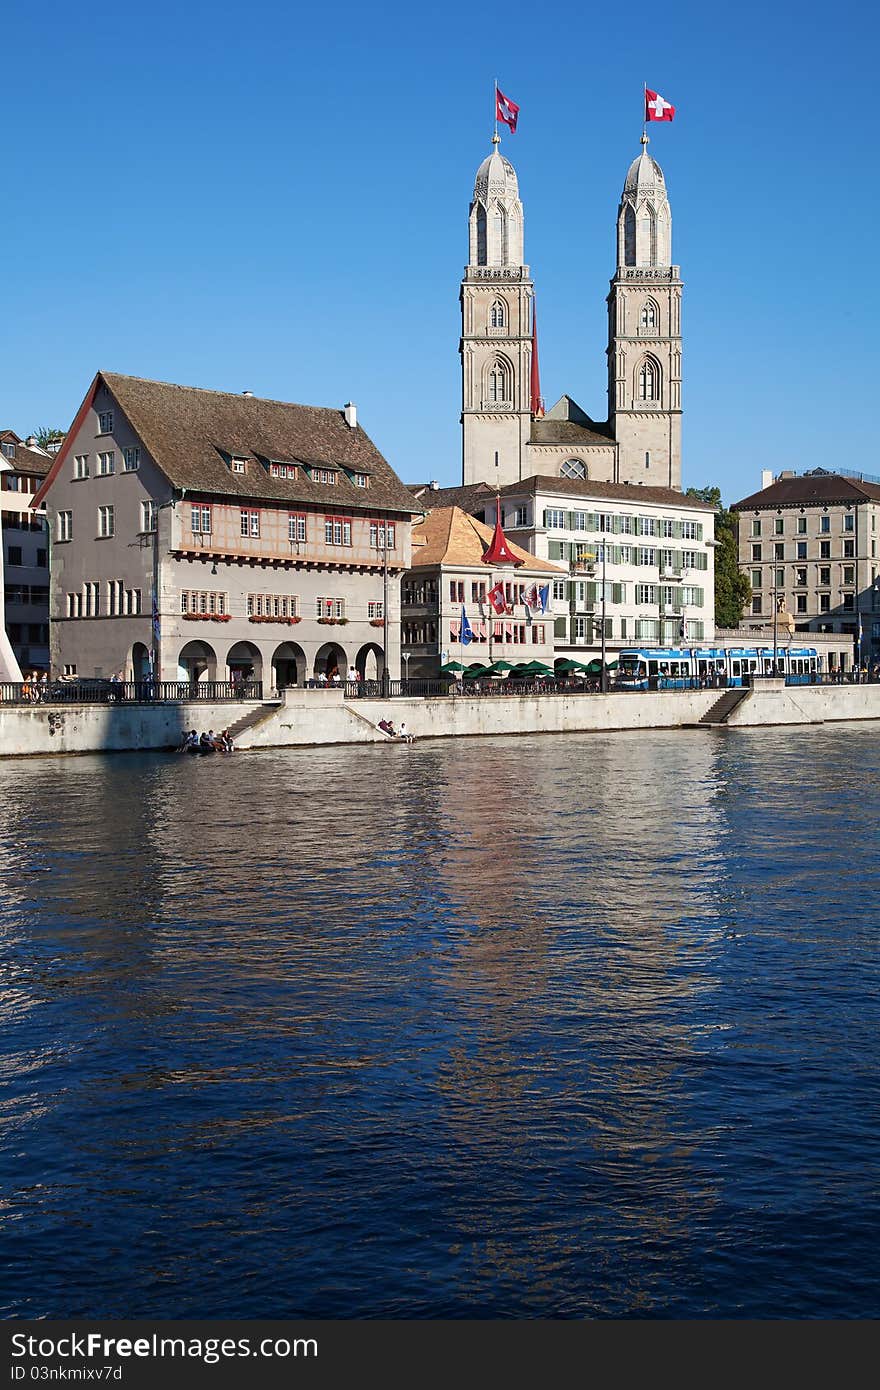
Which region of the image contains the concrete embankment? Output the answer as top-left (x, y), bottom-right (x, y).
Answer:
top-left (0, 700), bottom-right (254, 758)
top-left (2, 684), bottom-right (879, 758)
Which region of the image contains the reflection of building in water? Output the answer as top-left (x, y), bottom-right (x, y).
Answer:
top-left (429, 731), bottom-right (728, 1307)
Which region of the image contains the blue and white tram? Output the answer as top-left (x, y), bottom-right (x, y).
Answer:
top-left (617, 646), bottom-right (822, 690)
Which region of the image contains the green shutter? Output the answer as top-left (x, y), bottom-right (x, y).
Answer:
top-left (549, 540), bottom-right (567, 561)
top-left (585, 512), bottom-right (598, 532)
top-left (543, 509), bottom-right (549, 528)
top-left (586, 581), bottom-right (598, 603)
top-left (554, 615), bottom-right (567, 639)
top-left (612, 582), bottom-right (623, 604)
top-left (673, 520), bottom-right (683, 539)
top-left (695, 587), bottom-right (704, 606)
top-left (696, 523), bottom-right (704, 541)
top-left (697, 552), bottom-right (708, 571)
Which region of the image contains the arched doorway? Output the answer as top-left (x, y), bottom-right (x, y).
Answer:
top-left (131, 642), bottom-right (151, 681)
top-left (225, 641), bottom-right (263, 687)
top-left (177, 640), bottom-right (217, 685)
top-left (272, 641), bottom-right (306, 691)
top-left (314, 641), bottom-right (347, 682)
top-left (355, 642), bottom-right (384, 681)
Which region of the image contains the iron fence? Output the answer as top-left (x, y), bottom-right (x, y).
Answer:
top-left (0, 680), bottom-right (263, 706)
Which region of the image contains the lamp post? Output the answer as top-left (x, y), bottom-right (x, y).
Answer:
top-left (599, 542), bottom-right (608, 693)
top-left (402, 650), bottom-right (411, 690)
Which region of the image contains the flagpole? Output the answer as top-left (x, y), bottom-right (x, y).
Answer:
top-left (493, 78), bottom-right (498, 141)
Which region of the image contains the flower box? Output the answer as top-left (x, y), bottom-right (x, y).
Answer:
top-left (369, 618), bottom-right (384, 627)
top-left (248, 615), bottom-right (301, 625)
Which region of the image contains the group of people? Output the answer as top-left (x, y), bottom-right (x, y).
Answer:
top-left (378, 718), bottom-right (414, 743)
top-left (20, 672), bottom-right (48, 702)
top-left (178, 728), bottom-right (235, 754)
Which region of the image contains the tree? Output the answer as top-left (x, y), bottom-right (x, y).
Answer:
top-left (686, 485), bottom-right (751, 630)
top-left (32, 426), bottom-right (66, 448)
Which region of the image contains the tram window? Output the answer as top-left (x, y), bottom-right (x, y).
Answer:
top-left (732, 661), bottom-right (741, 675)
top-left (649, 662), bottom-right (658, 675)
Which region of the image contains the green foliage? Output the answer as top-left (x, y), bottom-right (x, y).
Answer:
top-left (32, 426), bottom-right (66, 448)
top-left (687, 486), bottom-right (751, 630)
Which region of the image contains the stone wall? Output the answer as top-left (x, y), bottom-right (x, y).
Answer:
top-left (0, 701), bottom-right (252, 758)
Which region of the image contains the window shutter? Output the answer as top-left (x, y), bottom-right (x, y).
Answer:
top-left (612, 582), bottom-right (623, 604)
top-left (674, 587), bottom-right (684, 607)
top-left (554, 615), bottom-right (568, 639)
top-left (586, 512), bottom-right (598, 532)
top-left (634, 516), bottom-right (643, 536)
top-left (612, 515), bottom-right (621, 534)
top-left (696, 523), bottom-right (704, 541)
top-left (673, 520), bottom-right (683, 539)
top-left (549, 540), bottom-right (568, 562)
top-left (542, 509), bottom-right (549, 528)
top-left (586, 581), bottom-right (597, 603)
top-left (698, 552), bottom-right (708, 571)
top-left (568, 511), bottom-right (577, 530)
top-left (695, 587), bottom-right (704, 606)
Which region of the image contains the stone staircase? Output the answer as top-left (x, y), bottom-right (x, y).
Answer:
top-left (224, 701), bottom-right (283, 744)
top-left (699, 687), bottom-right (752, 726)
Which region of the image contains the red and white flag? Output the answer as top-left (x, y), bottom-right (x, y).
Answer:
top-left (487, 581), bottom-right (507, 615)
top-left (645, 88), bottom-right (675, 122)
top-left (496, 86), bottom-right (519, 132)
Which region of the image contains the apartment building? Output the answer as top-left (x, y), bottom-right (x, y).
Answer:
top-left (733, 469), bottom-right (880, 669)
top-left (1, 431), bottom-right (51, 678)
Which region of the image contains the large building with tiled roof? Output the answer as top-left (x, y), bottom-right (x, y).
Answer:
top-left (460, 133), bottom-right (681, 492)
top-left (1, 430), bottom-right (52, 679)
top-left (402, 506), bottom-right (563, 677)
top-left (732, 469), bottom-right (880, 667)
top-left (33, 373), bottom-right (421, 687)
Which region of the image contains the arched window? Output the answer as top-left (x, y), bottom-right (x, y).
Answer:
top-left (487, 358), bottom-right (510, 404)
top-left (491, 204), bottom-right (508, 265)
top-left (476, 206), bottom-right (487, 265)
top-left (560, 459), bottom-right (587, 480)
top-left (640, 299), bottom-right (658, 333)
top-left (490, 299), bottom-right (506, 329)
top-left (638, 357), bottom-right (660, 402)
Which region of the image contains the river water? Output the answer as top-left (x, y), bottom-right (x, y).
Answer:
top-left (1, 725), bottom-right (879, 1319)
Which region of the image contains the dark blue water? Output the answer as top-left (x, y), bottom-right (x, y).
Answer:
top-left (1, 725), bottom-right (879, 1318)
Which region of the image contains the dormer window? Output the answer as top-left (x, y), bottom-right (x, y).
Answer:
top-left (1, 442), bottom-right (15, 459)
top-left (312, 468), bottom-right (338, 485)
top-left (269, 462), bottom-right (298, 480)
top-left (230, 457), bottom-right (247, 474)
top-left (353, 473), bottom-right (369, 488)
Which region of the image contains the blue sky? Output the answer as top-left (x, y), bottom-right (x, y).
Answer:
top-left (2, 0), bottom-right (877, 503)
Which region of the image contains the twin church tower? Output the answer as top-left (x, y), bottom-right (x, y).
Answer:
top-left (460, 133), bottom-right (682, 490)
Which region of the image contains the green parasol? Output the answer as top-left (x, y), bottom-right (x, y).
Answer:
top-left (440, 661), bottom-right (467, 672)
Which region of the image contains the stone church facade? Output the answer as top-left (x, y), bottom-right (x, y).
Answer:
top-left (460, 134), bottom-right (682, 492)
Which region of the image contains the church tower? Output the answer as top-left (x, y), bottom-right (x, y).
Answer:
top-left (607, 136), bottom-right (682, 489)
top-left (460, 137), bottom-right (534, 486)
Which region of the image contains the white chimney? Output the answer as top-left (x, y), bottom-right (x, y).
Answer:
top-left (242, 390), bottom-right (254, 398)
top-left (761, 469), bottom-right (774, 489)
top-left (430, 479), bottom-right (439, 490)
top-left (343, 402), bottom-right (357, 430)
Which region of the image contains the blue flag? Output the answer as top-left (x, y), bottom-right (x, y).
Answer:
top-left (460, 606), bottom-right (474, 645)
top-left (538, 584), bottom-right (550, 614)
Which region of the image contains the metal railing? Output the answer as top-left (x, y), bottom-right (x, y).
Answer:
top-left (0, 680), bottom-right (263, 706)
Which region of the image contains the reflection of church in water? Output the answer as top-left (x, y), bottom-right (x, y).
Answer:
top-left (460, 132), bottom-right (682, 492)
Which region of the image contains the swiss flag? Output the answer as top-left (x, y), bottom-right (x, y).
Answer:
top-left (487, 581), bottom-right (507, 615)
top-left (645, 88), bottom-right (675, 122)
top-left (496, 86), bottom-right (519, 132)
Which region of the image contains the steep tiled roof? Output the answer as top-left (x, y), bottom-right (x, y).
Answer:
top-left (0, 430), bottom-right (52, 478)
top-left (498, 475), bottom-right (716, 510)
top-left (36, 374), bottom-right (421, 514)
top-left (733, 473), bottom-right (880, 510)
top-left (410, 507), bottom-right (563, 572)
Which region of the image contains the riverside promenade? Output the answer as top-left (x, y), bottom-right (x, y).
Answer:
top-left (2, 681), bottom-right (880, 757)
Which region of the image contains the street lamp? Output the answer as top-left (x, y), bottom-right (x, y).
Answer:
top-left (599, 542), bottom-right (608, 693)
top-left (402, 650), bottom-right (411, 688)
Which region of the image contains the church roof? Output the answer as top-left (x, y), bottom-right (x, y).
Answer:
top-left (623, 147), bottom-right (666, 198)
top-left (409, 506), bottom-right (562, 573)
top-left (473, 145), bottom-right (519, 203)
top-left (529, 417), bottom-right (614, 447)
top-left (732, 472), bottom-right (880, 510)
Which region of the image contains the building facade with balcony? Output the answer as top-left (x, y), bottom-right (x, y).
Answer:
top-left (1, 431), bottom-right (52, 679)
top-left (32, 373), bottom-right (420, 688)
top-left (402, 505), bottom-right (563, 678)
top-left (417, 478), bottom-right (715, 656)
top-left (732, 469), bottom-right (880, 671)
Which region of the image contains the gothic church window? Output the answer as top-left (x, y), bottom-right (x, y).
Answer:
top-left (640, 300), bottom-right (658, 333)
top-left (637, 357), bottom-right (660, 402)
top-left (476, 206), bottom-right (487, 265)
top-left (486, 357), bottom-right (511, 404)
top-left (560, 459), bottom-right (587, 480)
top-left (491, 205), bottom-right (508, 265)
top-left (490, 299), bottom-right (506, 329)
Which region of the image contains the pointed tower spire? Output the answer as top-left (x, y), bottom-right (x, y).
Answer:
top-left (530, 299), bottom-right (544, 417)
top-left (481, 495), bottom-right (524, 567)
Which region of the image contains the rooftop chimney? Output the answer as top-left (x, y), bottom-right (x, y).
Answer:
top-left (430, 479), bottom-right (439, 490)
top-left (343, 402), bottom-right (357, 430)
top-left (242, 390), bottom-right (254, 397)
top-left (25, 435), bottom-right (38, 447)
top-left (761, 469), bottom-right (774, 489)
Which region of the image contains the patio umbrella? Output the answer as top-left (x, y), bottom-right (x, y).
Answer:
top-left (526, 661), bottom-right (554, 675)
top-left (585, 658), bottom-right (620, 675)
top-left (439, 661), bottom-right (467, 672)
top-left (555, 658), bottom-right (589, 673)
top-left (486, 659), bottom-right (516, 672)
